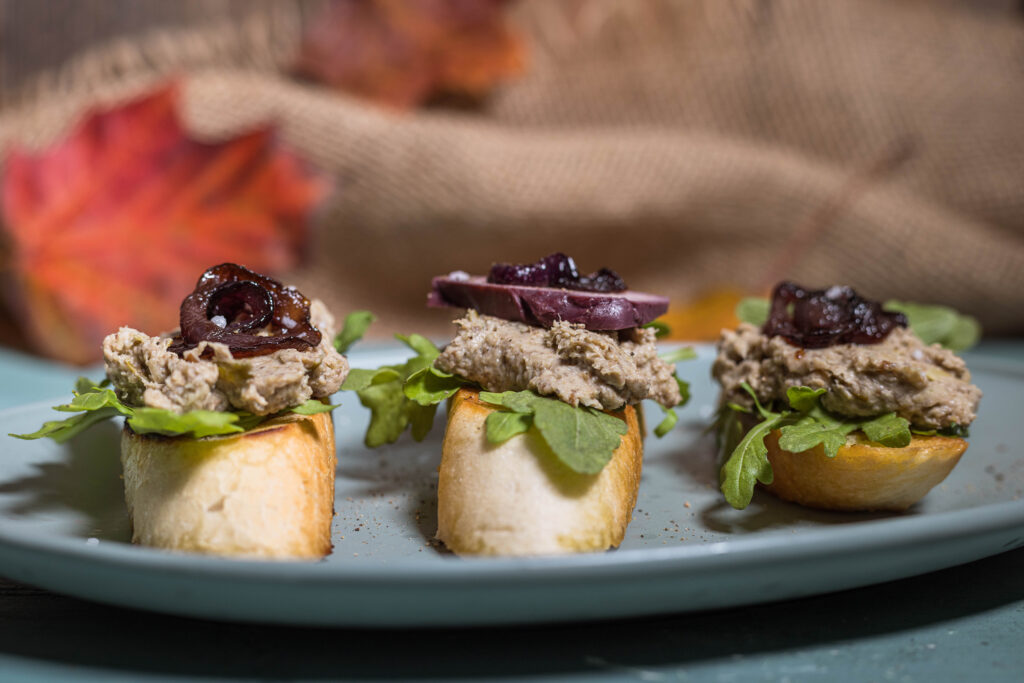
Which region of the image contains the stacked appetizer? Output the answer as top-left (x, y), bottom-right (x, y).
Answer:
top-left (714, 282), bottom-right (982, 511)
top-left (344, 253), bottom-right (690, 556)
top-left (13, 263), bottom-right (358, 559)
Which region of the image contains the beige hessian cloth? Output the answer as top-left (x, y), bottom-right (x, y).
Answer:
top-left (1, 0), bottom-right (1022, 339)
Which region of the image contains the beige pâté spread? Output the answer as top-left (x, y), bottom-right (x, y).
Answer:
top-left (713, 323), bottom-right (980, 430)
top-left (434, 310), bottom-right (680, 411)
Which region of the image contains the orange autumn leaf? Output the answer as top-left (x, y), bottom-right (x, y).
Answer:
top-left (662, 287), bottom-right (758, 342)
top-left (0, 84), bottom-right (329, 365)
top-left (295, 0), bottom-right (524, 109)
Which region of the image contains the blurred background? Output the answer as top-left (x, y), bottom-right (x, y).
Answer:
top-left (0, 0), bottom-right (1022, 365)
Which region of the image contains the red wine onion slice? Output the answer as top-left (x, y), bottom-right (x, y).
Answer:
top-left (169, 263), bottom-right (321, 358)
top-left (206, 280), bottom-right (273, 334)
top-left (429, 274), bottom-right (668, 330)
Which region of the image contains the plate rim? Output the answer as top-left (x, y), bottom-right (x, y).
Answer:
top-left (1, 495), bottom-right (1023, 582)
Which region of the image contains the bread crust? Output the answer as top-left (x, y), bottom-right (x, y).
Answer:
top-left (120, 411), bottom-right (336, 559)
top-left (437, 387), bottom-right (643, 556)
top-left (763, 430), bottom-right (967, 511)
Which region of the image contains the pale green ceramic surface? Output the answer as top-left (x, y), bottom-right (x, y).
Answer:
top-left (1, 346), bottom-right (1022, 627)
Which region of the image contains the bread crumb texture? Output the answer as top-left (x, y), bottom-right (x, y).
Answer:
top-left (121, 411), bottom-right (336, 559)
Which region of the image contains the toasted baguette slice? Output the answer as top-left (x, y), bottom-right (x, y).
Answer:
top-left (763, 429), bottom-right (967, 511)
top-left (121, 411), bottom-right (336, 559)
top-left (437, 387), bottom-right (643, 556)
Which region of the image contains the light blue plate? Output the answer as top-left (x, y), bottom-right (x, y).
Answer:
top-left (1, 346), bottom-right (1022, 627)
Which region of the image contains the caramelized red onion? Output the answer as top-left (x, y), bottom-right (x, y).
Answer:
top-left (763, 281), bottom-right (907, 349)
top-left (487, 253), bottom-right (628, 293)
top-left (206, 281), bottom-right (273, 333)
top-left (169, 263), bottom-right (321, 358)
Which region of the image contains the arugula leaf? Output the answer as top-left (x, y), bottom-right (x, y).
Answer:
top-left (75, 376), bottom-right (108, 395)
top-left (883, 300), bottom-right (980, 352)
top-left (712, 405), bottom-right (746, 454)
top-left (485, 410), bottom-right (532, 442)
top-left (718, 386), bottom-right (796, 508)
top-left (531, 403), bottom-right (628, 476)
top-left (479, 391), bottom-right (628, 475)
top-left (859, 412), bottom-right (912, 447)
top-left (660, 346), bottom-right (698, 364)
top-left (234, 412), bottom-right (271, 432)
top-left (654, 406), bottom-right (678, 438)
top-left (334, 310), bottom-right (377, 353)
top-left (676, 375), bottom-right (691, 407)
top-left (342, 333), bottom-right (465, 447)
top-left (944, 317), bottom-right (982, 354)
top-left (408, 403), bottom-right (440, 442)
top-left (720, 412), bottom-right (787, 509)
top-left (342, 367), bottom-right (398, 392)
top-left (396, 333), bottom-right (441, 360)
top-left (127, 408), bottom-right (245, 438)
top-left (10, 406), bottom-right (124, 444)
top-left (10, 376), bottom-right (339, 442)
top-left (885, 301), bottom-right (957, 344)
top-left (736, 297), bottom-right (770, 327)
top-left (777, 414), bottom-right (856, 458)
top-left (740, 382), bottom-right (775, 420)
top-left (479, 390), bottom-right (529, 414)
top-left (718, 384), bottom-right (920, 509)
top-left (54, 386), bottom-right (132, 415)
top-left (784, 386), bottom-right (826, 413)
top-left (941, 423), bottom-right (970, 438)
top-left (643, 352), bottom-right (692, 438)
top-left (290, 399), bottom-right (340, 415)
top-left (909, 423), bottom-right (969, 438)
top-left (777, 388), bottom-right (912, 456)
top-left (404, 367), bottom-right (464, 406)
top-left (643, 319), bottom-right (671, 338)
top-left (357, 379), bottom-right (415, 446)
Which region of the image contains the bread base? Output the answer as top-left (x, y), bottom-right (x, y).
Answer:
top-left (121, 411), bottom-right (336, 559)
top-left (763, 430), bottom-right (967, 511)
top-left (437, 388), bottom-right (643, 556)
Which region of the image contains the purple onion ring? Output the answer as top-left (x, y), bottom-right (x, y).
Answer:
top-left (169, 263), bottom-right (321, 358)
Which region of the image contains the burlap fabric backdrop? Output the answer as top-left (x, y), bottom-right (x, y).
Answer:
top-left (1, 0), bottom-right (1022, 341)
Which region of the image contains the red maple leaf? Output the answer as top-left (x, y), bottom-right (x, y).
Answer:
top-left (295, 0), bottom-right (525, 109)
top-left (0, 84), bottom-right (329, 365)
